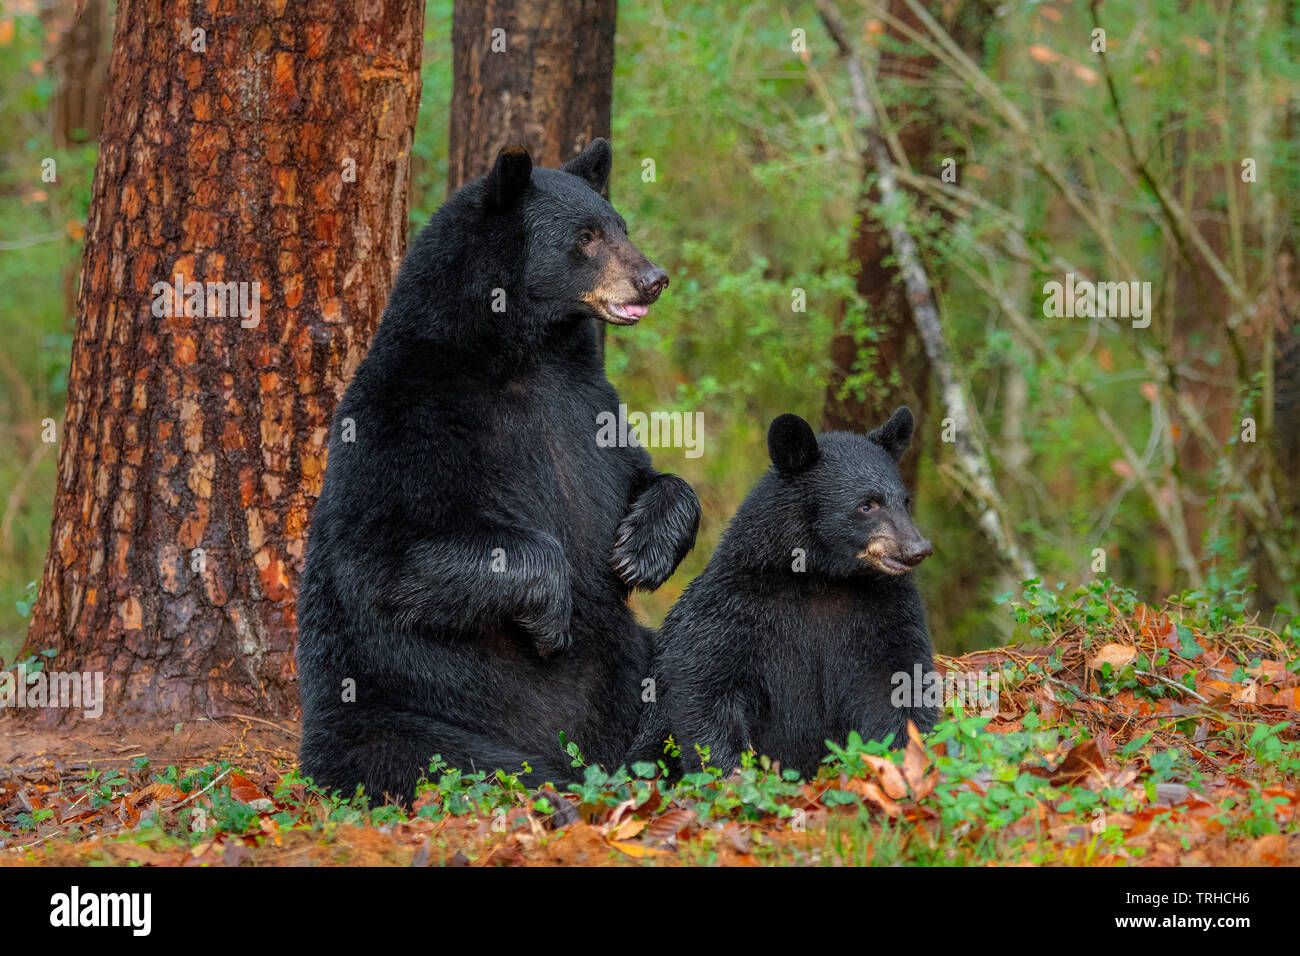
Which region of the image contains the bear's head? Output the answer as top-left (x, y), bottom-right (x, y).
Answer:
top-left (767, 409), bottom-right (932, 578)
top-left (479, 139), bottom-right (668, 326)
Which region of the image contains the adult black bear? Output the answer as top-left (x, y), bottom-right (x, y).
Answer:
top-left (635, 409), bottom-right (936, 780)
top-left (297, 139), bottom-right (700, 803)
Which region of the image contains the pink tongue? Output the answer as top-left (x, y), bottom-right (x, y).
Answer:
top-left (622, 304), bottom-right (649, 318)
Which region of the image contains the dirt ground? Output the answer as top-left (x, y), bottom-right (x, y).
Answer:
top-left (3, 715), bottom-right (299, 778)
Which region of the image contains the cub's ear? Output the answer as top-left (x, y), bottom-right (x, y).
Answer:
top-left (868, 406), bottom-right (914, 462)
top-left (562, 138), bottom-right (612, 193)
top-left (484, 145), bottom-right (533, 211)
top-left (768, 414), bottom-right (820, 475)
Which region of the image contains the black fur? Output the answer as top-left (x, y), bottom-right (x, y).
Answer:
top-left (296, 141), bottom-right (699, 803)
top-left (634, 409), bottom-right (936, 779)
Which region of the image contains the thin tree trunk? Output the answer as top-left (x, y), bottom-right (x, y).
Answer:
top-left (22, 0), bottom-right (425, 722)
top-left (819, 1), bottom-right (1036, 582)
top-left (446, 0), bottom-right (616, 193)
top-left (823, 0), bottom-right (990, 490)
top-left (39, 0), bottom-right (111, 148)
top-left (38, 0), bottom-right (113, 365)
top-left (824, 0), bottom-right (939, 488)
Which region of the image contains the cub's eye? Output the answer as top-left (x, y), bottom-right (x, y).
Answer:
top-left (577, 231), bottom-right (595, 246)
top-left (858, 501), bottom-right (881, 515)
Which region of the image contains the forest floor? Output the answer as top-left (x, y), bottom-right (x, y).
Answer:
top-left (1, 582), bottom-right (1297, 867)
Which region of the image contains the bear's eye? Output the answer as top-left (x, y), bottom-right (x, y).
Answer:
top-left (858, 501), bottom-right (881, 515)
top-left (577, 230), bottom-right (596, 246)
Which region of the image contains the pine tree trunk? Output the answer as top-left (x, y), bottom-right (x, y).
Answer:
top-left (446, 0), bottom-right (616, 193)
top-left (21, 0), bottom-right (424, 723)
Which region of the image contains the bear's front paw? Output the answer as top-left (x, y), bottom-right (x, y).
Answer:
top-left (513, 583), bottom-right (571, 657)
top-left (512, 543), bottom-right (572, 658)
top-left (513, 610), bottom-right (571, 659)
top-left (612, 474), bottom-right (701, 591)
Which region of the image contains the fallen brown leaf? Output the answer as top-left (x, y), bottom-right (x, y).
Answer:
top-left (859, 754), bottom-right (909, 800)
top-left (1088, 643), bottom-right (1137, 670)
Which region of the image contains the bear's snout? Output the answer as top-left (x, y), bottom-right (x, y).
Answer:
top-left (634, 266), bottom-right (669, 303)
top-left (898, 537), bottom-right (932, 567)
top-left (861, 526), bottom-right (932, 575)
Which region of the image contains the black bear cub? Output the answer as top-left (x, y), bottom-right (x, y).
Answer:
top-left (637, 408), bottom-right (937, 779)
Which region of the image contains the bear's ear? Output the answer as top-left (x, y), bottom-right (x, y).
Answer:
top-left (868, 406), bottom-right (914, 462)
top-left (484, 145), bottom-right (533, 211)
top-left (768, 414), bottom-right (820, 475)
top-left (562, 138), bottom-right (612, 193)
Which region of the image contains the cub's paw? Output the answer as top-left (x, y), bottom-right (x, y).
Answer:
top-left (612, 474), bottom-right (701, 591)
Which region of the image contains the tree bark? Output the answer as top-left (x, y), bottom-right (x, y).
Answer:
top-left (21, 0), bottom-right (424, 723)
top-left (446, 0), bottom-right (616, 193)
